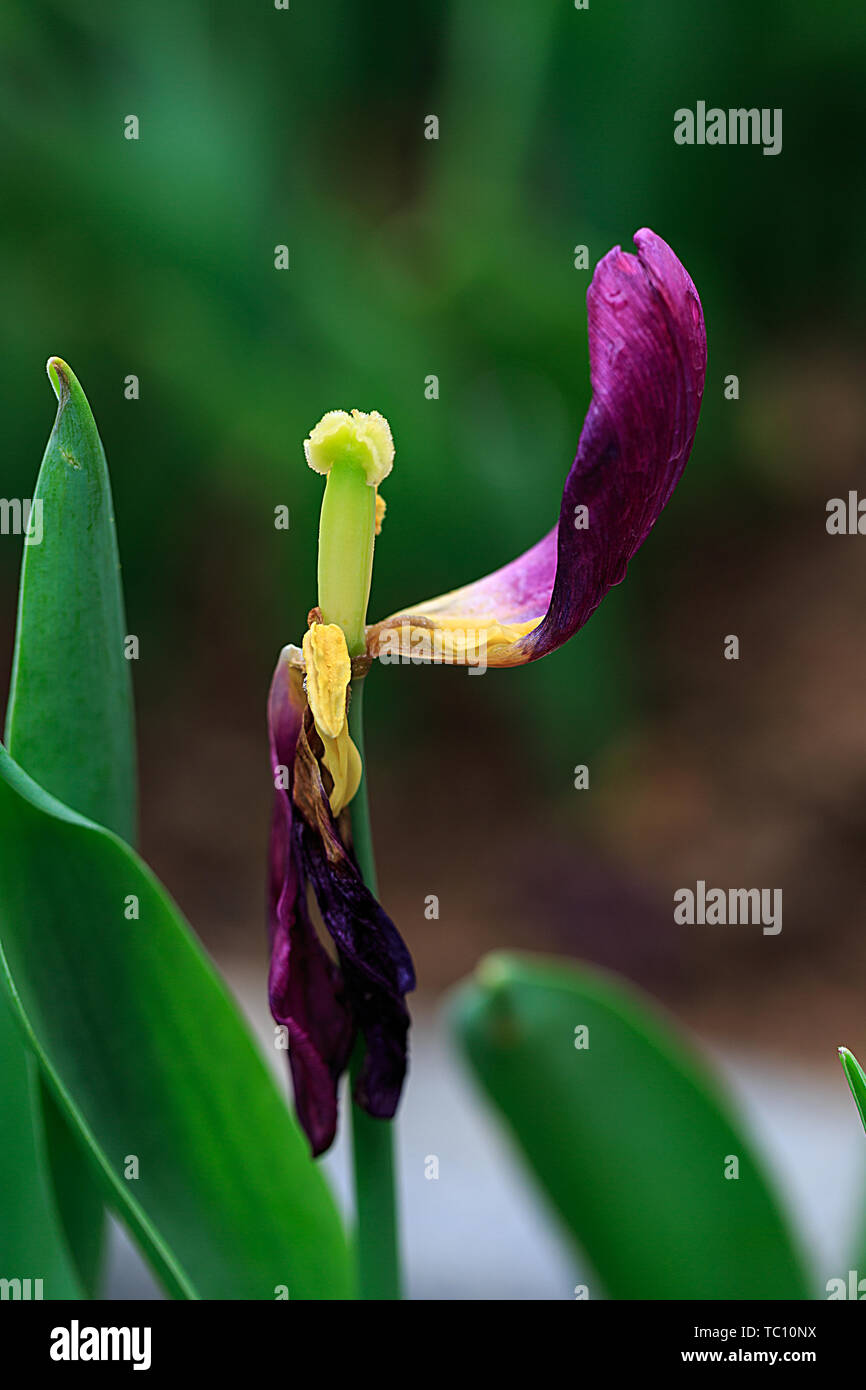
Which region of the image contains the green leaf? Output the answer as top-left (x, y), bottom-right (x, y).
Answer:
top-left (842, 1049), bottom-right (866, 1279)
top-left (3, 357), bottom-right (137, 1294)
top-left (453, 952), bottom-right (810, 1300)
top-left (37, 1072), bottom-right (104, 1295)
top-left (0, 992), bottom-right (82, 1298)
top-left (0, 745), bottom-right (352, 1299)
top-left (5, 357), bottom-right (136, 842)
top-left (839, 1047), bottom-right (866, 1134)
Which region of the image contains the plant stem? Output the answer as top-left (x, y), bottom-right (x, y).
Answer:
top-left (347, 677), bottom-right (403, 1300)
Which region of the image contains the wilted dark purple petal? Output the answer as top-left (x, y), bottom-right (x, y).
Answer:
top-left (267, 648), bottom-right (355, 1156)
top-left (267, 645), bottom-right (416, 1147)
top-left (297, 791), bottom-right (415, 1120)
top-left (366, 227), bottom-right (706, 666)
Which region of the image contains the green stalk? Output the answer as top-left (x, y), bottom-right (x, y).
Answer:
top-left (347, 678), bottom-right (403, 1300)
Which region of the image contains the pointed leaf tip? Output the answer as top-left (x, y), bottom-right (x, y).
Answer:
top-left (839, 1046), bottom-right (866, 1134)
top-left (46, 355), bottom-right (71, 403)
top-left (475, 952), bottom-right (512, 993)
top-left (6, 356), bottom-right (135, 841)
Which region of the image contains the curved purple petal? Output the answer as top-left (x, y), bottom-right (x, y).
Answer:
top-left (298, 818), bottom-right (414, 1119)
top-left (367, 227), bottom-right (706, 666)
top-left (267, 645), bottom-right (416, 1146)
top-left (267, 649), bottom-right (355, 1156)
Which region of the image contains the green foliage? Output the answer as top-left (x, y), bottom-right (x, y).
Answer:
top-left (453, 951), bottom-right (811, 1300)
top-left (2, 357), bottom-right (136, 1295)
top-left (0, 746), bottom-right (352, 1300)
top-left (840, 1047), bottom-right (866, 1135)
top-left (0, 995), bottom-right (81, 1298)
top-left (6, 358), bottom-right (136, 843)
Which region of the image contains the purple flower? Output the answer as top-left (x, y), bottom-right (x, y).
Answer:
top-left (269, 228), bottom-right (707, 1154)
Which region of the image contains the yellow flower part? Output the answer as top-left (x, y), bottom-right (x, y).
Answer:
top-left (367, 611), bottom-right (542, 668)
top-left (302, 622), bottom-right (362, 815)
top-left (375, 492), bottom-right (386, 535)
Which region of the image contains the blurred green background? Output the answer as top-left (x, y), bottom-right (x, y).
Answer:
top-left (1, 0), bottom-right (865, 1052)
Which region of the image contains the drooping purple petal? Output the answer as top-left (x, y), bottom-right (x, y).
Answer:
top-left (267, 644), bottom-right (416, 1147)
top-left (297, 819), bottom-right (414, 1118)
top-left (366, 227), bottom-right (706, 666)
top-left (267, 648), bottom-right (355, 1156)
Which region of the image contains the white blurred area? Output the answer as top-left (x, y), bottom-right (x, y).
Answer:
top-left (103, 970), bottom-right (865, 1301)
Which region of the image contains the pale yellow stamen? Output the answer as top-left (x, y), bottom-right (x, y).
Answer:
top-left (375, 492), bottom-right (386, 536)
top-left (370, 612), bottom-right (542, 666)
top-left (302, 623), bottom-right (362, 815)
top-left (413, 613), bottom-right (541, 648)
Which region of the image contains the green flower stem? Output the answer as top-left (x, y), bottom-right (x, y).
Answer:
top-left (317, 460), bottom-right (376, 657)
top-left (347, 678), bottom-right (403, 1300)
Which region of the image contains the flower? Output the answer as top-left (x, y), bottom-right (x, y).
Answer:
top-left (268, 228), bottom-right (706, 1155)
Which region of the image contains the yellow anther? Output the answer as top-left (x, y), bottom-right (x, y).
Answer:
top-left (303, 623), bottom-right (351, 740)
top-left (302, 623), bottom-right (362, 815)
top-left (375, 492), bottom-right (386, 536)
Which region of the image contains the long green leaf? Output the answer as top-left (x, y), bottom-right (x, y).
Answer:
top-left (453, 952), bottom-right (810, 1299)
top-left (6, 357), bottom-right (135, 840)
top-left (0, 992), bottom-right (81, 1298)
top-left (841, 1048), bottom-right (866, 1278)
top-left (0, 745), bottom-right (352, 1299)
top-left (840, 1046), bottom-right (866, 1134)
top-left (3, 357), bottom-right (137, 1294)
